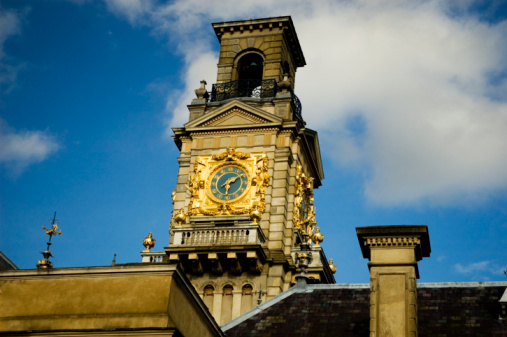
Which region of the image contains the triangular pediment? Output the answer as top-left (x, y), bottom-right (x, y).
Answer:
top-left (185, 101), bottom-right (283, 131)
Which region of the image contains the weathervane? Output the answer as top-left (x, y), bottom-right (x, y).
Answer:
top-left (36, 212), bottom-right (62, 269)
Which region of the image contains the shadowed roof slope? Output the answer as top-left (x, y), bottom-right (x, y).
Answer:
top-left (223, 282), bottom-right (507, 337)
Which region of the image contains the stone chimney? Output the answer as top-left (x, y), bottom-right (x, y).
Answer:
top-left (356, 225), bottom-right (431, 337)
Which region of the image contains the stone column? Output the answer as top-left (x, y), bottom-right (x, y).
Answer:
top-left (356, 225), bottom-right (431, 337)
top-left (231, 289), bottom-right (242, 320)
top-left (212, 291), bottom-right (222, 324)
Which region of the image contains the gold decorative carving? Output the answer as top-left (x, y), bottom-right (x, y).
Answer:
top-left (171, 189), bottom-right (177, 204)
top-left (43, 223), bottom-right (62, 237)
top-left (293, 165), bottom-right (318, 244)
top-left (211, 147), bottom-right (251, 161)
top-left (187, 147), bottom-right (270, 216)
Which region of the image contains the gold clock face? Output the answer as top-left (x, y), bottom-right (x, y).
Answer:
top-left (186, 148), bottom-right (269, 217)
top-left (206, 164), bottom-right (250, 203)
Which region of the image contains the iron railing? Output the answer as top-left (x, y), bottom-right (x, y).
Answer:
top-left (210, 79), bottom-right (278, 102)
top-left (291, 92), bottom-right (302, 121)
top-left (208, 78), bottom-right (303, 121)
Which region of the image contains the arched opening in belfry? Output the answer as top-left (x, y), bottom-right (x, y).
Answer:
top-left (236, 53), bottom-right (264, 98)
top-left (237, 53), bottom-right (263, 81)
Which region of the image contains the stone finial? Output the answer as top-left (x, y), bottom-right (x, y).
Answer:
top-left (278, 73), bottom-right (292, 93)
top-left (192, 80), bottom-right (209, 103)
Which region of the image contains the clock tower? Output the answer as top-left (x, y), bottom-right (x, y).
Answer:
top-left (166, 16), bottom-right (335, 325)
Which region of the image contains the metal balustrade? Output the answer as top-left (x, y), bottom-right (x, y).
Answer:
top-left (210, 79), bottom-right (278, 101)
top-left (208, 78), bottom-right (303, 120)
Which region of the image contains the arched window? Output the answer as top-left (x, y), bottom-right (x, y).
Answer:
top-left (236, 53), bottom-right (264, 98)
top-left (241, 284), bottom-right (254, 315)
top-left (242, 284), bottom-right (253, 295)
top-left (204, 285), bottom-right (215, 296)
top-left (203, 285), bottom-right (214, 313)
top-left (223, 284), bottom-right (234, 295)
top-left (221, 284), bottom-right (234, 324)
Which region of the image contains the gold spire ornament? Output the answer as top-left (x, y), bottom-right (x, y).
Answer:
top-left (173, 208), bottom-right (187, 227)
top-left (249, 204), bottom-right (262, 224)
top-left (143, 232), bottom-right (156, 252)
top-left (311, 227), bottom-right (324, 247)
top-left (329, 258), bottom-right (337, 274)
top-left (36, 212), bottom-right (62, 269)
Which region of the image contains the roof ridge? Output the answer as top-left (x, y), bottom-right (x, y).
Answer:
top-left (418, 281), bottom-right (507, 288)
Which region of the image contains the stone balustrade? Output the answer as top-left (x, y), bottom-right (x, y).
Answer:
top-left (172, 226), bottom-right (265, 247)
top-left (141, 251), bottom-right (166, 263)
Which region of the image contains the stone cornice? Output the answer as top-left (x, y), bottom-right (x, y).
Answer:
top-left (356, 225), bottom-right (431, 261)
top-left (189, 127), bottom-right (279, 137)
top-left (200, 108), bottom-right (269, 127)
top-left (212, 16), bottom-right (306, 68)
top-left (363, 236), bottom-right (422, 248)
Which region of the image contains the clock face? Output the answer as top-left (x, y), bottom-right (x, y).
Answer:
top-left (207, 164), bottom-right (250, 203)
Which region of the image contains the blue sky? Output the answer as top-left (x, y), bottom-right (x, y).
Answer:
top-left (1, 0), bottom-right (506, 283)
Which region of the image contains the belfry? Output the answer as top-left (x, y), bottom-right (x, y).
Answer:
top-left (164, 16), bottom-right (335, 325)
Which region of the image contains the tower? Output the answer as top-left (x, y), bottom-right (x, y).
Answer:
top-left (166, 16), bottom-right (335, 325)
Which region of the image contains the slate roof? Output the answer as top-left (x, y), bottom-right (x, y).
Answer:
top-left (223, 282), bottom-right (507, 337)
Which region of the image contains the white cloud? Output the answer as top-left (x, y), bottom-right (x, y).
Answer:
top-left (454, 260), bottom-right (505, 278)
top-left (455, 260), bottom-right (490, 274)
top-left (101, 0), bottom-right (507, 207)
top-left (0, 6), bottom-right (23, 91)
top-left (0, 119), bottom-right (60, 177)
top-left (0, 8), bottom-right (57, 176)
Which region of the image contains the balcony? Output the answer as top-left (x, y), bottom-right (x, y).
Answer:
top-left (208, 78), bottom-right (302, 120)
top-left (210, 79), bottom-right (278, 102)
top-left (171, 225), bottom-right (266, 247)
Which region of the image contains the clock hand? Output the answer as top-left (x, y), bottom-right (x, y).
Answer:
top-left (221, 174), bottom-right (241, 187)
top-left (221, 175), bottom-right (241, 195)
top-left (221, 177), bottom-right (234, 187)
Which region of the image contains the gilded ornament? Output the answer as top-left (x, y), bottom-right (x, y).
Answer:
top-left (249, 204), bottom-right (262, 224)
top-left (211, 147), bottom-right (250, 161)
top-left (143, 232), bottom-right (156, 252)
top-left (174, 208), bottom-right (187, 226)
top-left (36, 212), bottom-right (62, 269)
top-left (171, 188), bottom-right (177, 204)
top-left (329, 258), bottom-right (337, 274)
top-left (186, 148), bottom-right (269, 217)
top-left (293, 165), bottom-right (318, 242)
top-left (311, 227), bottom-right (324, 247)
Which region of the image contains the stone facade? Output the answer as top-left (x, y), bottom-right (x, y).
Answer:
top-left (0, 265), bottom-right (224, 337)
